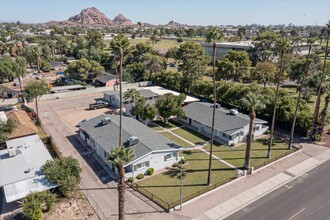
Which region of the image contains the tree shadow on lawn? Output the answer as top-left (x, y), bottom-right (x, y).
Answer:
top-left (163, 167), bottom-right (236, 179)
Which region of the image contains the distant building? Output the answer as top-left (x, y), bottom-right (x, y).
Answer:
top-left (0, 134), bottom-right (56, 203)
top-left (92, 72), bottom-right (117, 87)
top-left (49, 61), bottom-right (68, 72)
top-left (201, 41), bottom-right (253, 60)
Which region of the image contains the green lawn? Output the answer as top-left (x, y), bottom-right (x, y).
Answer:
top-left (171, 127), bottom-right (208, 145)
top-left (153, 120), bottom-right (179, 129)
top-left (105, 38), bottom-right (182, 50)
top-left (148, 123), bottom-right (165, 131)
top-left (204, 138), bottom-right (294, 169)
top-left (137, 150), bottom-right (237, 205)
top-left (159, 131), bottom-right (192, 148)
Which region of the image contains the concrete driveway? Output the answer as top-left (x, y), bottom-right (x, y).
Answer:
top-left (35, 93), bottom-right (167, 220)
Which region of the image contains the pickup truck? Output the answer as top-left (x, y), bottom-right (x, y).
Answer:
top-left (89, 101), bottom-right (109, 110)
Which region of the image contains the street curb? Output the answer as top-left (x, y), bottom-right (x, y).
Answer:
top-left (218, 151), bottom-right (330, 220)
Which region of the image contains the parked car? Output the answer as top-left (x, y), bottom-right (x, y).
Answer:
top-left (89, 101), bottom-right (109, 110)
top-left (0, 106), bottom-right (14, 112)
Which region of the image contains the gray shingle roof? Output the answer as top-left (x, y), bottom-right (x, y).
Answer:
top-left (95, 73), bottom-right (116, 83)
top-left (80, 115), bottom-right (179, 162)
top-left (49, 61), bottom-right (67, 67)
top-left (184, 102), bottom-right (267, 135)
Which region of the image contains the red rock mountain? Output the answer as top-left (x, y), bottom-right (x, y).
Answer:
top-left (113, 14), bottom-right (134, 26)
top-left (68, 7), bottom-right (113, 25)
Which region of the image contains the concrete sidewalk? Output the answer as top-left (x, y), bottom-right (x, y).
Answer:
top-left (193, 147), bottom-right (330, 220)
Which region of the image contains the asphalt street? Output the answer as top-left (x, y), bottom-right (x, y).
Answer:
top-left (226, 159), bottom-right (330, 220)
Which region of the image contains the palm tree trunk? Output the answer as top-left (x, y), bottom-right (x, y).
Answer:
top-left (35, 96), bottom-right (39, 121)
top-left (37, 57), bottom-right (40, 73)
top-left (311, 30), bottom-right (329, 136)
top-left (207, 42), bottom-right (217, 186)
top-left (118, 165), bottom-right (126, 220)
top-left (17, 75), bottom-right (24, 103)
top-left (319, 94), bottom-right (330, 132)
top-left (288, 44), bottom-right (312, 149)
top-left (244, 110), bottom-right (255, 170)
top-left (119, 50), bottom-right (123, 146)
top-left (267, 50), bottom-right (284, 158)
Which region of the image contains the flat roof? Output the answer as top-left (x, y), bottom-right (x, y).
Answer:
top-left (145, 86), bottom-right (199, 103)
top-left (4, 175), bottom-right (56, 203)
top-left (50, 85), bottom-right (86, 92)
top-left (0, 134), bottom-right (53, 187)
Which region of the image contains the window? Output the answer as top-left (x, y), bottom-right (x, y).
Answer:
top-left (134, 161), bottom-right (150, 171)
top-left (104, 151), bottom-right (108, 159)
top-left (164, 152), bottom-right (177, 161)
top-left (254, 126), bottom-right (260, 131)
top-left (240, 131), bottom-right (244, 136)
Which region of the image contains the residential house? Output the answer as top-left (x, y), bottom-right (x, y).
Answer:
top-left (5, 110), bottom-right (38, 140)
top-left (49, 61), bottom-right (68, 72)
top-left (178, 102), bottom-right (268, 145)
top-left (104, 89), bottom-right (159, 109)
top-left (0, 134), bottom-right (56, 203)
top-left (79, 115), bottom-right (180, 178)
top-left (92, 72), bottom-right (117, 87)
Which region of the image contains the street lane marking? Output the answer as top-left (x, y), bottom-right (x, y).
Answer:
top-left (288, 208), bottom-right (305, 220)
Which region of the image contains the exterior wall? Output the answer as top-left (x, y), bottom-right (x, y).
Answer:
top-left (203, 45), bottom-right (250, 60)
top-left (105, 80), bottom-right (117, 87)
top-left (124, 150), bottom-right (179, 178)
top-left (104, 94), bottom-right (120, 108)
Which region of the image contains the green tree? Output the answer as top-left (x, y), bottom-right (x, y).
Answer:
top-left (251, 60), bottom-right (277, 87)
top-left (288, 37), bottom-right (315, 149)
top-left (205, 27), bottom-right (222, 186)
top-left (110, 34), bottom-right (130, 146)
top-left (42, 157), bottom-right (81, 197)
top-left (66, 58), bottom-right (104, 81)
top-left (250, 31), bottom-right (279, 64)
top-left (108, 147), bottom-right (134, 220)
top-left (33, 47), bottom-right (41, 73)
top-left (142, 53), bottom-right (165, 80)
top-left (239, 92), bottom-right (266, 170)
top-left (124, 88), bottom-right (140, 104)
top-left (14, 56), bottom-right (26, 101)
top-left (268, 39), bottom-right (290, 158)
top-left (124, 62), bottom-right (147, 82)
top-left (155, 93), bottom-right (186, 124)
top-left (24, 80), bottom-right (50, 119)
top-left (87, 30), bottom-right (105, 50)
top-left (131, 97), bottom-right (157, 124)
top-left (0, 56), bottom-right (16, 82)
top-left (311, 22), bottom-right (330, 137)
top-left (177, 42), bottom-right (207, 92)
top-left (225, 50), bottom-right (251, 82)
top-left (21, 191), bottom-right (56, 220)
top-left (216, 58), bottom-right (235, 80)
top-left (237, 27), bottom-right (246, 40)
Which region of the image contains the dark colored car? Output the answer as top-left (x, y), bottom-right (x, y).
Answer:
top-left (0, 106), bottom-right (14, 112)
top-left (89, 101), bottom-right (109, 110)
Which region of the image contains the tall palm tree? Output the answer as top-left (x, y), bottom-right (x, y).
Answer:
top-left (33, 47), bottom-right (41, 73)
top-left (205, 27), bottom-right (222, 185)
top-left (311, 22), bottom-right (330, 137)
top-left (318, 84), bottom-right (330, 133)
top-left (288, 37), bottom-right (315, 149)
top-left (49, 41), bottom-right (56, 58)
top-left (108, 146), bottom-right (134, 220)
top-left (15, 56), bottom-right (26, 102)
top-left (110, 34), bottom-right (130, 146)
top-left (124, 88), bottom-right (141, 105)
top-left (267, 38), bottom-right (290, 158)
top-left (240, 92), bottom-right (266, 170)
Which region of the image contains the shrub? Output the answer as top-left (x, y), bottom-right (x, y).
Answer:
top-left (136, 174), bottom-right (144, 179)
top-left (230, 143), bottom-right (235, 147)
top-left (181, 158), bottom-right (187, 164)
top-left (147, 167), bottom-right (154, 175)
top-left (172, 162), bottom-right (179, 168)
top-left (312, 133), bottom-right (322, 141)
top-left (128, 177), bottom-right (134, 182)
top-left (264, 130), bottom-right (270, 135)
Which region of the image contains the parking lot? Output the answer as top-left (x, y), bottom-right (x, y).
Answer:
top-left (36, 92), bottom-right (165, 219)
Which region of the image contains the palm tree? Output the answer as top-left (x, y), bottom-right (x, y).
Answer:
top-left (15, 56), bottom-right (26, 102)
top-left (33, 47), bottom-right (41, 73)
top-left (24, 81), bottom-right (50, 120)
top-left (110, 34), bottom-right (130, 146)
top-left (318, 84), bottom-right (330, 133)
top-left (311, 22), bottom-right (330, 137)
top-left (205, 27), bottom-right (222, 185)
top-left (49, 41), bottom-right (56, 58)
top-left (288, 37), bottom-right (315, 149)
top-left (108, 146), bottom-right (134, 220)
top-left (124, 88), bottom-right (141, 105)
top-left (240, 92), bottom-right (266, 170)
top-left (267, 38), bottom-right (290, 158)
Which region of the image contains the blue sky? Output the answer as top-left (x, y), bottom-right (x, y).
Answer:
top-left (0, 0), bottom-right (328, 26)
